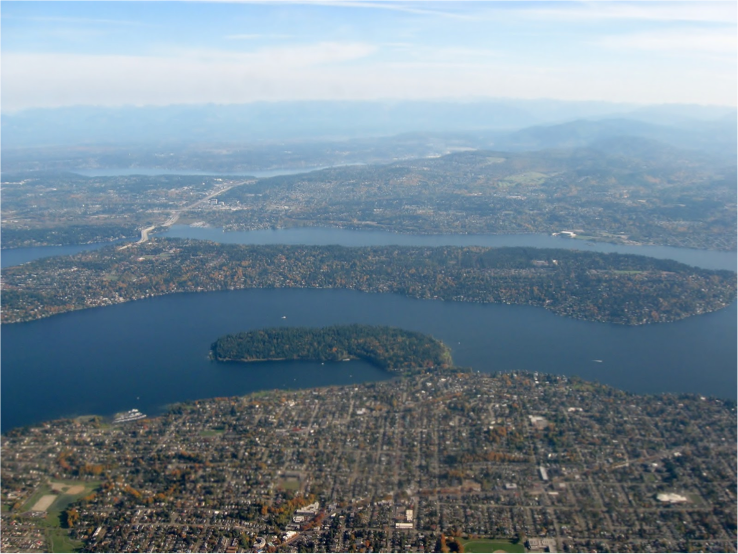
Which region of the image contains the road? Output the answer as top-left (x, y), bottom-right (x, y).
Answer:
top-left (118, 181), bottom-right (250, 250)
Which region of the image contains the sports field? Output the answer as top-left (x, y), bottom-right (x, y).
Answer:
top-left (460, 538), bottom-right (525, 553)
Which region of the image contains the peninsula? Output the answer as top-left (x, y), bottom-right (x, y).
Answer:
top-left (212, 325), bottom-right (453, 374)
top-left (2, 239), bottom-right (735, 325)
top-left (2, 372), bottom-right (736, 553)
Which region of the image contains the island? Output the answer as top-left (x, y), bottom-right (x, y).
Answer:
top-left (2, 239), bottom-right (735, 325)
top-left (211, 325), bottom-right (453, 374)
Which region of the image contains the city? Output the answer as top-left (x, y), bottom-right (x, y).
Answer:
top-left (2, 371), bottom-right (735, 552)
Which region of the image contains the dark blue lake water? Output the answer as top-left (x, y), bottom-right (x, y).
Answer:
top-left (1, 241), bottom-right (124, 269)
top-left (3, 227), bottom-right (736, 431)
top-left (2, 287), bottom-right (736, 432)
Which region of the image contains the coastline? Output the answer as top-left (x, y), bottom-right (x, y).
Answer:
top-left (3, 242), bottom-right (735, 326)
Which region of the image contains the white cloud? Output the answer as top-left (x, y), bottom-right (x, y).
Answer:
top-left (382, 43), bottom-right (502, 63)
top-left (1, 42), bottom-right (377, 111)
top-left (599, 29), bottom-right (737, 56)
top-left (225, 34), bottom-right (293, 40)
top-left (2, 39), bottom-right (735, 111)
top-left (2, 14), bottom-right (149, 26)
top-left (524, 2), bottom-right (737, 24)
top-left (266, 0), bottom-right (737, 25)
top-left (187, 0), bottom-right (463, 18)
top-left (145, 41), bottom-right (376, 66)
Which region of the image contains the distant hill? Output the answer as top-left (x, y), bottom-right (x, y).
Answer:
top-left (0, 99), bottom-right (643, 148)
top-left (496, 118), bottom-right (666, 150)
top-left (2, 101), bottom-right (733, 173)
top-left (491, 118), bottom-right (736, 161)
top-left (586, 136), bottom-right (709, 166)
top-left (622, 104), bottom-right (737, 127)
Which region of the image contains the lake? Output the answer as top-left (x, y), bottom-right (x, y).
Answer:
top-left (3, 226), bottom-right (736, 432)
top-left (4, 226), bottom-right (737, 270)
top-left (168, 225), bottom-right (738, 271)
top-left (1, 241), bottom-right (124, 269)
top-left (162, 226), bottom-right (738, 270)
top-left (2, 287), bottom-right (735, 432)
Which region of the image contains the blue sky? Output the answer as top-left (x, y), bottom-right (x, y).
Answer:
top-left (2, 1), bottom-right (735, 112)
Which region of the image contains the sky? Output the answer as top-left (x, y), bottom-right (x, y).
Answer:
top-left (1, 1), bottom-right (736, 112)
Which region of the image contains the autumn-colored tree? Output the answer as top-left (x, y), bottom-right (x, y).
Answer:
top-left (64, 507), bottom-right (80, 528)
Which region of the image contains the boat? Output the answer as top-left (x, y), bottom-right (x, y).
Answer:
top-left (113, 409), bottom-right (147, 424)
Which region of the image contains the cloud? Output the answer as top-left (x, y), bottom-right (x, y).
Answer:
top-left (3, 40), bottom-right (735, 112)
top-left (1, 42), bottom-right (379, 111)
top-left (599, 29), bottom-right (737, 56)
top-left (225, 34), bottom-right (293, 40)
top-left (2, 14), bottom-right (149, 26)
top-left (385, 44), bottom-right (502, 63)
top-left (187, 0), bottom-right (464, 18)
top-left (524, 2), bottom-right (737, 24)
top-left (204, 0), bottom-right (736, 24)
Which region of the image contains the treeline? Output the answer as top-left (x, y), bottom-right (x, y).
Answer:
top-left (212, 324), bottom-right (453, 374)
top-left (2, 239), bottom-right (735, 325)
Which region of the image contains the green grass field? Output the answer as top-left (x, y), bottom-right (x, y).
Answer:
top-left (200, 429), bottom-right (226, 437)
top-left (17, 479), bottom-right (100, 554)
top-left (498, 171), bottom-right (549, 188)
top-left (20, 484), bottom-right (53, 512)
top-left (280, 478), bottom-right (301, 491)
top-left (41, 485), bottom-right (97, 527)
top-left (48, 528), bottom-right (83, 553)
top-left (460, 538), bottom-right (525, 553)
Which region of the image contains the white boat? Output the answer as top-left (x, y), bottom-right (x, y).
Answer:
top-left (113, 409), bottom-right (147, 424)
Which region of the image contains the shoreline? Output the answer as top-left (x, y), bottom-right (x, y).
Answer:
top-left (3, 367), bottom-right (734, 435)
top-left (3, 282), bottom-right (736, 327)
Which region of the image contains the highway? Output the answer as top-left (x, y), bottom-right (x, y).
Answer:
top-left (118, 181), bottom-right (251, 250)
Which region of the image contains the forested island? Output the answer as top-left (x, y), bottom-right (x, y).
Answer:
top-left (2, 239), bottom-right (735, 325)
top-left (212, 325), bottom-right (453, 374)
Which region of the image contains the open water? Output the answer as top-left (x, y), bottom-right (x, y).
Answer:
top-left (162, 226), bottom-right (737, 270)
top-left (2, 287), bottom-right (735, 432)
top-left (2, 226), bottom-right (736, 432)
top-left (1, 241), bottom-right (124, 269)
top-left (3, 227), bottom-right (736, 270)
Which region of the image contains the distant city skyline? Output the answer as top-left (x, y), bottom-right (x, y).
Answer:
top-left (1, 1), bottom-right (736, 112)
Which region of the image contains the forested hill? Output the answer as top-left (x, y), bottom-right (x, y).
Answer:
top-left (2, 239), bottom-right (735, 325)
top-left (211, 325), bottom-right (453, 374)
